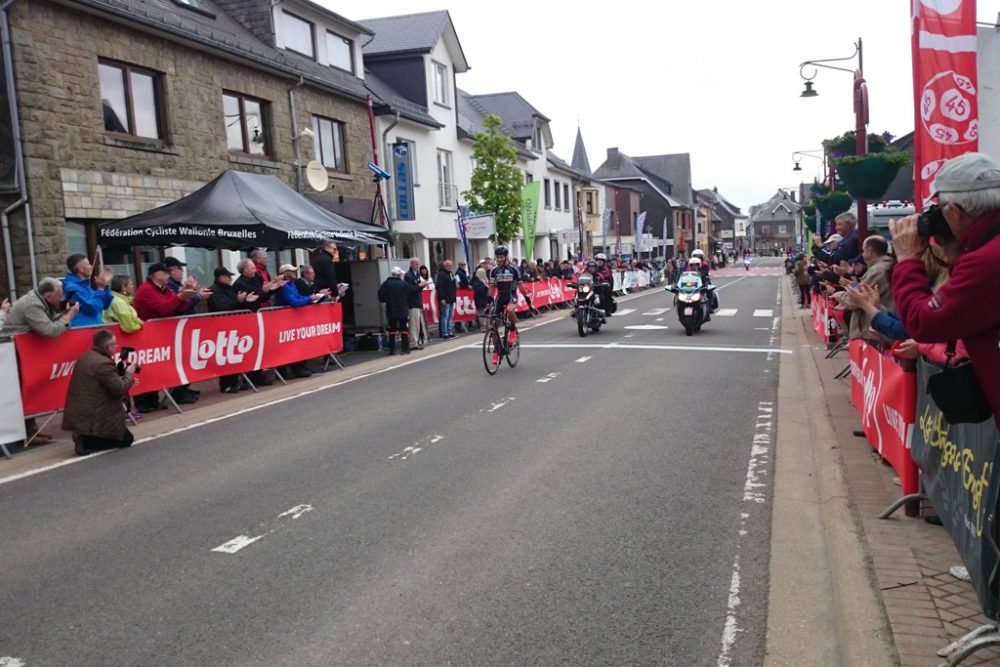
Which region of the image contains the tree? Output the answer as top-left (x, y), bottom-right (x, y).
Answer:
top-left (463, 114), bottom-right (523, 244)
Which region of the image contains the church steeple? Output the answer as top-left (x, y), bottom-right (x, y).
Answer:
top-left (571, 126), bottom-right (592, 174)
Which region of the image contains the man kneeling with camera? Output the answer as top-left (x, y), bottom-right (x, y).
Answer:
top-left (891, 152), bottom-right (1000, 427)
top-left (62, 328), bottom-right (139, 456)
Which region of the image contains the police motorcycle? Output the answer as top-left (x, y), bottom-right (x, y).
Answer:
top-left (568, 272), bottom-right (607, 337)
top-left (664, 271), bottom-right (717, 336)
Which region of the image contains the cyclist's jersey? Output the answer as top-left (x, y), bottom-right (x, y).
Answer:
top-left (489, 264), bottom-right (521, 304)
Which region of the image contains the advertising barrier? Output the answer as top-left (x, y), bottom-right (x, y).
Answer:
top-left (810, 294), bottom-right (841, 344)
top-left (912, 358), bottom-right (1000, 619)
top-left (0, 341), bottom-right (26, 448)
top-left (421, 279), bottom-right (578, 325)
top-left (15, 303), bottom-right (344, 416)
top-left (849, 340), bottom-right (920, 501)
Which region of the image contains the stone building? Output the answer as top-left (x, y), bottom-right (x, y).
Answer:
top-left (0, 0), bottom-right (384, 297)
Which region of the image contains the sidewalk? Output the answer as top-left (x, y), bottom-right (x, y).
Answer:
top-left (789, 280), bottom-right (1000, 667)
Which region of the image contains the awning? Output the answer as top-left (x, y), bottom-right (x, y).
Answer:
top-left (98, 170), bottom-right (390, 249)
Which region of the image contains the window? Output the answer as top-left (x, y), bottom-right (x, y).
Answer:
top-left (554, 180), bottom-right (561, 210)
top-left (778, 224), bottom-right (788, 235)
top-left (99, 60), bottom-right (163, 140)
top-left (525, 172), bottom-right (533, 184)
top-left (312, 115), bottom-right (346, 172)
top-left (437, 149), bottom-right (456, 209)
top-left (544, 179), bottom-right (551, 208)
top-left (224, 92), bottom-right (268, 156)
top-left (585, 191), bottom-right (596, 214)
top-left (326, 31), bottom-right (354, 73)
top-left (433, 61), bottom-right (449, 106)
top-left (533, 125), bottom-right (542, 152)
top-left (564, 184), bottom-right (570, 211)
top-left (282, 12), bottom-right (315, 59)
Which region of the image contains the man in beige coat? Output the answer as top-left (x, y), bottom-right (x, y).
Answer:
top-left (62, 328), bottom-right (137, 456)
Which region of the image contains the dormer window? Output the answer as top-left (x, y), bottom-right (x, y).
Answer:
top-left (326, 31), bottom-right (354, 74)
top-left (282, 11), bottom-right (315, 59)
top-left (432, 61), bottom-right (449, 107)
top-left (533, 125), bottom-right (542, 152)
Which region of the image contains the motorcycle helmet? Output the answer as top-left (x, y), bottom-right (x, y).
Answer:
top-left (595, 253), bottom-right (607, 261)
top-left (691, 249), bottom-right (705, 258)
top-left (586, 260), bottom-right (597, 269)
top-left (494, 245), bottom-right (509, 256)
top-left (689, 257), bottom-right (702, 266)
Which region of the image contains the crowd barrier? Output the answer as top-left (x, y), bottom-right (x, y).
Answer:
top-left (14, 302), bottom-right (344, 416)
top-left (849, 340), bottom-right (920, 502)
top-left (810, 294), bottom-right (842, 345)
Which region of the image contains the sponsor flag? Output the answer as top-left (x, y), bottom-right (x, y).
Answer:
top-left (912, 0), bottom-right (979, 206)
top-left (520, 181), bottom-right (541, 261)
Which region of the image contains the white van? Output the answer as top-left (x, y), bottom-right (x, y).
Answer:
top-left (867, 200), bottom-right (915, 236)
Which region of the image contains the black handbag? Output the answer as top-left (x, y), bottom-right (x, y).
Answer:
top-left (926, 341), bottom-right (993, 424)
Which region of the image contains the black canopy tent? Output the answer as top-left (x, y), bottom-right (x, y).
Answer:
top-left (98, 170), bottom-right (389, 249)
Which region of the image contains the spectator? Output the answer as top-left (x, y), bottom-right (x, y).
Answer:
top-left (470, 260), bottom-right (490, 329)
top-left (794, 253), bottom-right (811, 308)
top-left (379, 266), bottom-right (417, 355)
top-left (132, 262), bottom-right (199, 409)
top-left (296, 264), bottom-right (317, 296)
top-left (275, 263), bottom-right (327, 379)
top-left (4, 277), bottom-right (81, 443)
top-left (455, 261), bottom-right (471, 289)
top-left (163, 257), bottom-right (207, 313)
top-left (813, 213), bottom-right (860, 264)
top-left (233, 257), bottom-right (283, 312)
top-left (208, 266), bottom-right (258, 393)
top-left (560, 260), bottom-right (575, 280)
top-left (62, 328), bottom-right (137, 456)
top-left (103, 274), bottom-right (143, 333)
top-left (63, 253), bottom-right (113, 327)
top-left (839, 235), bottom-right (896, 342)
top-left (312, 239), bottom-right (340, 294)
top-left (890, 151), bottom-right (1000, 425)
top-left (250, 249), bottom-right (276, 307)
top-left (435, 259), bottom-right (457, 339)
top-left (0, 297), bottom-right (9, 328)
top-left (404, 258), bottom-right (429, 350)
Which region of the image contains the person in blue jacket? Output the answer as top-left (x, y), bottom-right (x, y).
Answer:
top-left (274, 264), bottom-right (329, 378)
top-left (63, 253), bottom-right (113, 328)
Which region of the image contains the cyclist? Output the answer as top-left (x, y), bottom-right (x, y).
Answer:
top-left (488, 245), bottom-right (522, 343)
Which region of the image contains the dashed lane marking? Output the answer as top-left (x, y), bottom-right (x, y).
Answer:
top-left (642, 308), bottom-right (670, 316)
top-left (715, 309), bottom-right (738, 317)
top-left (575, 356), bottom-right (591, 363)
top-left (624, 325), bottom-right (669, 330)
top-left (753, 309), bottom-right (774, 317)
top-left (537, 372), bottom-right (560, 383)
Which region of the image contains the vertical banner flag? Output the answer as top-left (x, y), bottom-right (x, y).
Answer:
top-left (601, 208), bottom-right (612, 256)
top-left (912, 0), bottom-right (979, 206)
top-left (635, 211), bottom-right (647, 252)
top-left (520, 181), bottom-right (541, 262)
top-left (457, 204), bottom-right (472, 266)
top-left (392, 142), bottom-right (415, 221)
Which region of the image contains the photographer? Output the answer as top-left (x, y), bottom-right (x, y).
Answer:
top-left (62, 328), bottom-right (138, 456)
top-left (890, 152), bottom-right (1000, 425)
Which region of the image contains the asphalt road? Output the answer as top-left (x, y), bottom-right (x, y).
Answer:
top-left (0, 262), bottom-right (786, 667)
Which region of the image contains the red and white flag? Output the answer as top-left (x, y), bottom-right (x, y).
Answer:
top-left (912, 0), bottom-right (979, 205)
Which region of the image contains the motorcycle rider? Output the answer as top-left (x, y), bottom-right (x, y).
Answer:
top-left (686, 257), bottom-right (718, 315)
top-left (593, 253), bottom-right (616, 316)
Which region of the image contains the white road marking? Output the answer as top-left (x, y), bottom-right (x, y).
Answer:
top-left (0, 659), bottom-right (26, 667)
top-left (278, 504), bottom-right (313, 520)
top-left (642, 308), bottom-right (670, 316)
top-left (656, 317), bottom-right (665, 322)
top-left (754, 327), bottom-right (770, 331)
top-left (715, 309), bottom-right (738, 317)
top-left (624, 325), bottom-right (669, 330)
top-left (536, 372), bottom-right (560, 383)
top-left (512, 343), bottom-right (792, 354)
top-left (615, 308), bottom-right (636, 316)
top-left (717, 402), bottom-right (774, 666)
top-left (487, 397), bottom-right (515, 412)
top-left (389, 445), bottom-right (422, 461)
top-left (753, 309), bottom-right (773, 317)
top-left (575, 356), bottom-right (591, 363)
top-left (212, 535), bottom-right (264, 554)
top-left (430, 435), bottom-right (443, 443)
top-left (714, 275), bottom-right (750, 290)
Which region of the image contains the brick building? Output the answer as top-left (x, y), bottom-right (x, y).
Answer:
top-left (0, 0), bottom-right (384, 297)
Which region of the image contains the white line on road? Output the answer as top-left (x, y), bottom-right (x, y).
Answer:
top-left (0, 658), bottom-right (27, 667)
top-left (624, 325), bottom-right (669, 330)
top-left (505, 343), bottom-right (793, 354)
top-left (278, 504), bottom-right (313, 520)
top-left (753, 309), bottom-right (774, 317)
top-left (536, 372), bottom-right (560, 383)
top-left (574, 356), bottom-right (591, 363)
top-left (624, 334), bottom-right (634, 338)
top-left (212, 534), bottom-right (263, 554)
top-left (615, 308), bottom-right (636, 316)
top-left (487, 397), bottom-right (515, 412)
top-left (642, 308), bottom-right (670, 316)
top-left (715, 309), bottom-right (738, 317)
top-left (655, 317), bottom-right (665, 322)
top-left (714, 275), bottom-right (751, 291)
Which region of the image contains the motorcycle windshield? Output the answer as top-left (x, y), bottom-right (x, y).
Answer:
top-left (677, 272), bottom-right (702, 291)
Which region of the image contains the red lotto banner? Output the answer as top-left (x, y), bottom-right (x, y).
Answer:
top-left (810, 295), bottom-right (840, 344)
top-left (421, 279), bottom-right (577, 325)
top-left (15, 303), bottom-right (344, 416)
top-left (849, 340), bottom-right (920, 496)
top-left (912, 0), bottom-right (979, 205)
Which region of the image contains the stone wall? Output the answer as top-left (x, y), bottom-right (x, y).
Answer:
top-left (6, 0), bottom-right (372, 293)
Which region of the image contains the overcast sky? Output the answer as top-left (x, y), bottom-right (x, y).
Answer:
top-left (321, 0), bottom-right (999, 212)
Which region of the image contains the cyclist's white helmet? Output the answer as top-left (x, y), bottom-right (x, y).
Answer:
top-left (691, 249), bottom-right (705, 258)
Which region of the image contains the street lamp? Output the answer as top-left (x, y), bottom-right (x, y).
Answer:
top-left (799, 38), bottom-right (870, 238)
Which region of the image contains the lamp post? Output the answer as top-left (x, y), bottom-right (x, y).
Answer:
top-left (799, 38), bottom-right (870, 238)
top-left (791, 150), bottom-right (831, 187)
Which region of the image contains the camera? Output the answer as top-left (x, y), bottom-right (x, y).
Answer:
top-left (917, 205), bottom-right (955, 243)
top-left (117, 346), bottom-right (141, 375)
top-left (367, 161), bottom-right (391, 181)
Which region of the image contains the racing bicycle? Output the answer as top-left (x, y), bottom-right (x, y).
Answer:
top-left (481, 300), bottom-right (520, 375)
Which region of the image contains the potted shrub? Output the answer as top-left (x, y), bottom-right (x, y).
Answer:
top-left (833, 152), bottom-right (911, 200)
top-left (813, 191), bottom-right (853, 221)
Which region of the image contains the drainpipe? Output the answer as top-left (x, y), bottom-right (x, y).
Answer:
top-left (1, 0), bottom-right (33, 296)
top-left (380, 111), bottom-right (399, 218)
top-left (287, 76), bottom-right (306, 193)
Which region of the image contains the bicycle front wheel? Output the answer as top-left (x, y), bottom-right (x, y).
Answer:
top-left (505, 327), bottom-right (520, 368)
top-left (483, 329), bottom-right (502, 375)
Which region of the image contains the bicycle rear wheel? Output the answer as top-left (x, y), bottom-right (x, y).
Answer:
top-left (504, 323), bottom-right (520, 368)
top-left (483, 328), bottom-right (502, 375)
